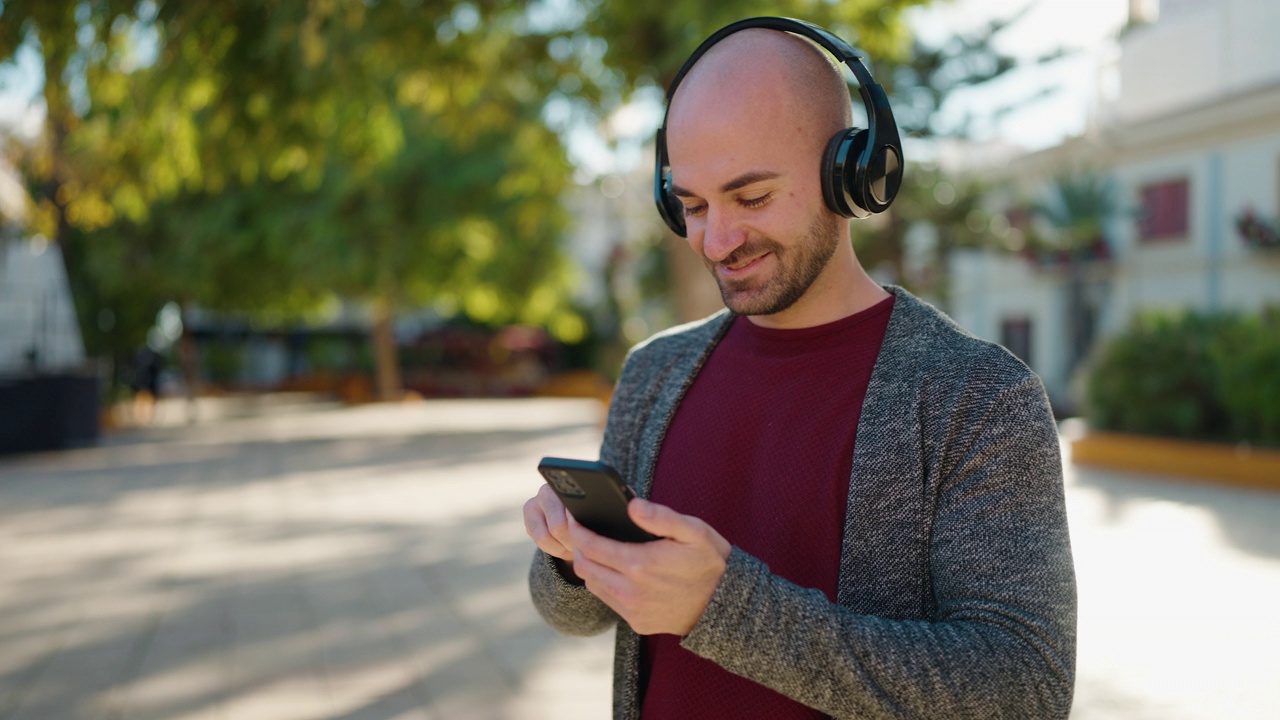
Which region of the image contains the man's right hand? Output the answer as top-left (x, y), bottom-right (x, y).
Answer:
top-left (523, 483), bottom-right (579, 578)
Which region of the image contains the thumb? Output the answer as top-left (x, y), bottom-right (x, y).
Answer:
top-left (628, 498), bottom-right (696, 541)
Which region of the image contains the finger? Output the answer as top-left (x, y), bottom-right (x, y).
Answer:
top-left (524, 496), bottom-right (571, 560)
top-left (566, 513), bottom-right (629, 569)
top-left (538, 486), bottom-right (575, 549)
top-left (570, 546), bottom-right (628, 601)
top-left (627, 498), bottom-right (701, 542)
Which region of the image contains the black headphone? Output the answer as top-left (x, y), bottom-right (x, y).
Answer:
top-left (654, 17), bottom-right (904, 238)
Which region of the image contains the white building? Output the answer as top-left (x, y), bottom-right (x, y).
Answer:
top-left (949, 0), bottom-right (1280, 410)
top-left (0, 162), bottom-right (86, 376)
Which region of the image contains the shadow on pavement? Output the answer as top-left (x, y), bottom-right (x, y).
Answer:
top-left (0, 399), bottom-right (608, 720)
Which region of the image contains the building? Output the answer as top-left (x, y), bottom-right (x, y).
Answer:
top-left (948, 0), bottom-right (1280, 411)
top-left (0, 161), bottom-right (98, 453)
top-left (0, 162), bottom-right (87, 376)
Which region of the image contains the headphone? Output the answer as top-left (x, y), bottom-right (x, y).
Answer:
top-left (654, 17), bottom-right (904, 238)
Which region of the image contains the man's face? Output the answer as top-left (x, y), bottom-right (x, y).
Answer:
top-left (667, 115), bottom-right (842, 320)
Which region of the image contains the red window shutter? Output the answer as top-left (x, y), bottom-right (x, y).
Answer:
top-left (1140, 178), bottom-right (1189, 241)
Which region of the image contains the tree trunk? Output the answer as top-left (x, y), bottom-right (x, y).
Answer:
top-left (1066, 256), bottom-right (1085, 373)
top-left (42, 53), bottom-right (80, 345)
top-left (371, 296), bottom-right (403, 401)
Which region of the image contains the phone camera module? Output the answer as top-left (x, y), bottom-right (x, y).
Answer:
top-left (548, 469), bottom-right (586, 498)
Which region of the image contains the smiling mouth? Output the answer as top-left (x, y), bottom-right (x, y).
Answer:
top-left (721, 252), bottom-right (770, 273)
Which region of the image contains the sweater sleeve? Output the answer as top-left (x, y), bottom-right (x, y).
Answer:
top-left (528, 549), bottom-right (620, 636)
top-left (680, 376), bottom-right (1077, 719)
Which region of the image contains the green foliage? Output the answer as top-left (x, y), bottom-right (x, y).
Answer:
top-left (1027, 172), bottom-right (1124, 254)
top-left (1085, 309), bottom-right (1280, 447)
top-left (1208, 307), bottom-right (1280, 445)
top-left (2, 0), bottom-right (592, 390)
top-left (580, 1), bottom-right (926, 94)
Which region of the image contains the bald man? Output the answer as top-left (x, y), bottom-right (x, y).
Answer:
top-left (526, 26), bottom-right (1076, 720)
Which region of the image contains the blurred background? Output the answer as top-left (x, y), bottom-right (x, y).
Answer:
top-left (0, 0), bottom-right (1278, 718)
top-left (1, 0), bottom-right (1278, 444)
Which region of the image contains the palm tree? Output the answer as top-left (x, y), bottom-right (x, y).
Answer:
top-left (1028, 172), bottom-right (1123, 376)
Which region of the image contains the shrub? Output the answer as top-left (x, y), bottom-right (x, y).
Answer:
top-left (1085, 307), bottom-right (1280, 447)
top-left (1208, 307), bottom-right (1280, 446)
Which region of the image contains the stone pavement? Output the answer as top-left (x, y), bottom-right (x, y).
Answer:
top-left (0, 397), bottom-right (1277, 719)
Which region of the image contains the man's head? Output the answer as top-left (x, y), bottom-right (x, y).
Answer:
top-left (665, 29), bottom-right (860, 325)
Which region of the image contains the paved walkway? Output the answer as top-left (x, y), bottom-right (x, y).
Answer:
top-left (1, 397), bottom-right (1277, 719)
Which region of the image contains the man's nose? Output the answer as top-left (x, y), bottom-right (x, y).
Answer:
top-left (700, 206), bottom-right (746, 263)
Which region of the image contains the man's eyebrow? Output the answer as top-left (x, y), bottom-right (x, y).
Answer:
top-left (669, 170), bottom-right (782, 199)
top-left (720, 171), bottom-right (781, 194)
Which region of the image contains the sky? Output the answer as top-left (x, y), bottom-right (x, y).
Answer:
top-left (913, 0), bottom-right (1131, 150)
top-left (0, 0), bottom-right (1134, 172)
top-left (0, 41), bottom-right (42, 139)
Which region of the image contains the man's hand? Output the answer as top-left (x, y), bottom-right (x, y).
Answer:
top-left (568, 497), bottom-right (731, 636)
top-left (523, 483), bottom-right (579, 577)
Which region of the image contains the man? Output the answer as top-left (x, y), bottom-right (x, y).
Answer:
top-left (524, 23), bottom-right (1076, 720)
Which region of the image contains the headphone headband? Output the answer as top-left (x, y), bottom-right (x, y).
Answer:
top-left (654, 16), bottom-right (903, 237)
top-left (663, 17), bottom-right (876, 104)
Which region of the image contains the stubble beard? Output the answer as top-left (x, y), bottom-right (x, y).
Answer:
top-left (708, 211), bottom-right (842, 317)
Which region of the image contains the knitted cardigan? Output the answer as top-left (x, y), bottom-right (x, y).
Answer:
top-left (528, 287), bottom-right (1077, 719)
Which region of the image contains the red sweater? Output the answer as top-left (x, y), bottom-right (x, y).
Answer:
top-left (640, 295), bottom-right (894, 719)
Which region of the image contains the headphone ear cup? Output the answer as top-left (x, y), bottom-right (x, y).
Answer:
top-left (658, 173), bottom-right (687, 237)
top-left (866, 143), bottom-right (903, 210)
top-left (821, 128), bottom-right (870, 219)
top-left (654, 128), bottom-right (688, 237)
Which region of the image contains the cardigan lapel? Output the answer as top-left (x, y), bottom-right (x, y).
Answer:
top-left (837, 287), bottom-right (934, 618)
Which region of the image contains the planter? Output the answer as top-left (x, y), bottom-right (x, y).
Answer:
top-left (0, 373), bottom-right (101, 455)
top-left (1071, 432), bottom-right (1280, 492)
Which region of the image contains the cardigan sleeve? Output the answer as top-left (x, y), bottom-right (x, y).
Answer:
top-left (528, 549), bottom-right (620, 636)
top-left (680, 375), bottom-right (1077, 720)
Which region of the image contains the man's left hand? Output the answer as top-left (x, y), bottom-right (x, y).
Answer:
top-left (567, 497), bottom-right (731, 636)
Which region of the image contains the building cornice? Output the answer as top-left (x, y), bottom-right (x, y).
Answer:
top-left (1100, 79), bottom-right (1280, 163)
top-left (997, 79), bottom-right (1280, 182)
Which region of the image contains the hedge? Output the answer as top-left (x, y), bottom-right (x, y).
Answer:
top-left (1084, 306), bottom-right (1280, 447)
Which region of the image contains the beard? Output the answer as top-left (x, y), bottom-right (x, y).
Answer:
top-left (706, 210), bottom-right (842, 317)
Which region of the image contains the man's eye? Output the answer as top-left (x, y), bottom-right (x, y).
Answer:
top-left (683, 204), bottom-right (707, 218)
top-left (741, 193), bottom-right (772, 209)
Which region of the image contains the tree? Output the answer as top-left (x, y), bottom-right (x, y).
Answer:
top-left (300, 106), bottom-right (576, 399)
top-left (2, 1), bottom-right (592, 400)
top-left (580, 1), bottom-right (924, 93)
top-left (1026, 171), bottom-right (1124, 374)
top-left (0, 0), bottom-right (138, 337)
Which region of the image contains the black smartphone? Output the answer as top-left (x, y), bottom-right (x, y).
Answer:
top-left (537, 457), bottom-right (659, 543)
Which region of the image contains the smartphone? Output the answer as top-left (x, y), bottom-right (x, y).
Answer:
top-left (537, 457), bottom-right (659, 543)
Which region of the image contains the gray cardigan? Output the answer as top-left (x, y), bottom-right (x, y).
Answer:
top-left (529, 287), bottom-right (1077, 719)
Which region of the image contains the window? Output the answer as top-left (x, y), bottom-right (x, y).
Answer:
top-left (1138, 177), bottom-right (1190, 242)
top-left (1000, 317), bottom-right (1033, 368)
